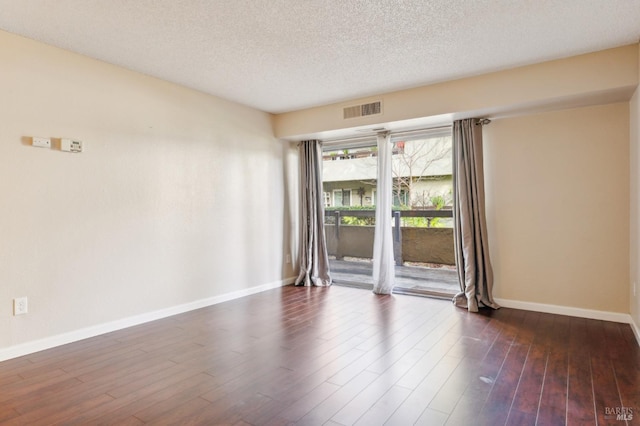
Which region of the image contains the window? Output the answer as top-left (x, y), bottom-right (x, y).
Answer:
top-left (323, 192), bottom-right (331, 207)
top-left (393, 189), bottom-right (409, 207)
top-left (333, 189), bottom-right (351, 207)
top-left (342, 189), bottom-right (351, 207)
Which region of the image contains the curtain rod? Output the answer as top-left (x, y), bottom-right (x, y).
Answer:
top-left (321, 118), bottom-right (490, 147)
top-left (391, 125), bottom-right (452, 139)
top-left (322, 124), bottom-right (452, 147)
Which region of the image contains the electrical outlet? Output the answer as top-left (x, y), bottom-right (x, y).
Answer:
top-left (13, 297), bottom-right (28, 315)
top-left (32, 137), bottom-right (51, 148)
top-left (634, 281), bottom-right (637, 297)
top-left (285, 254), bottom-right (291, 264)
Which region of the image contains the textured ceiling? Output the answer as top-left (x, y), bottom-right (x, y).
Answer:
top-left (0, 0), bottom-right (639, 114)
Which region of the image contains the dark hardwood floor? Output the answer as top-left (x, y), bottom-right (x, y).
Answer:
top-left (0, 285), bottom-right (638, 425)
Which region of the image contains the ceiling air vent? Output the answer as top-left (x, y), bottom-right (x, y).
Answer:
top-left (343, 100), bottom-right (382, 119)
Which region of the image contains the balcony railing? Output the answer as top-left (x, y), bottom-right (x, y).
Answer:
top-left (324, 209), bottom-right (454, 266)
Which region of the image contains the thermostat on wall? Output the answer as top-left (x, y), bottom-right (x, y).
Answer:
top-left (61, 138), bottom-right (83, 153)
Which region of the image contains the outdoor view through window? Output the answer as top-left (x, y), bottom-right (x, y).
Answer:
top-left (322, 134), bottom-right (458, 297)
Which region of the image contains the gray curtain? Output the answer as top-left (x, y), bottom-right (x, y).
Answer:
top-left (452, 119), bottom-right (499, 312)
top-left (295, 140), bottom-right (331, 287)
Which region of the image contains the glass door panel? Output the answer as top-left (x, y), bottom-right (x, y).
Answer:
top-left (391, 134), bottom-right (458, 297)
top-left (322, 145), bottom-right (377, 288)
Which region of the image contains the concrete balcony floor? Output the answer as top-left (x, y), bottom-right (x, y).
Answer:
top-left (329, 258), bottom-right (459, 299)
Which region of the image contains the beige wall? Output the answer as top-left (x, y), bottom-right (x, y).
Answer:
top-left (630, 45), bottom-right (640, 334)
top-left (275, 45), bottom-right (638, 140)
top-left (0, 31), bottom-right (295, 354)
top-left (484, 103), bottom-right (630, 313)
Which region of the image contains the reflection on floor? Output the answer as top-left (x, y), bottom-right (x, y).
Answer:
top-left (329, 258), bottom-right (459, 299)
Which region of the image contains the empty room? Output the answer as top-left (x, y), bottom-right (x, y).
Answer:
top-left (1, 1), bottom-right (639, 425)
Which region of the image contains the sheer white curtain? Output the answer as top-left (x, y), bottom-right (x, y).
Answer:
top-left (372, 131), bottom-right (395, 294)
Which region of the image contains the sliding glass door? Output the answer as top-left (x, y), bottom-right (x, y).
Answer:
top-left (321, 129), bottom-right (457, 296)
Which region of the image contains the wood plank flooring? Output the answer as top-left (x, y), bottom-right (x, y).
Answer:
top-left (0, 285), bottom-right (638, 425)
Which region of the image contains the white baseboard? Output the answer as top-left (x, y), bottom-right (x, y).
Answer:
top-left (494, 298), bottom-right (631, 323)
top-left (495, 298), bottom-right (639, 345)
top-left (0, 277), bottom-right (296, 362)
top-left (630, 316), bottom-right (640, 347)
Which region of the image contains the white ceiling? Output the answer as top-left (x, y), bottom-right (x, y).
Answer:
top-left (0, 0), bottom-right (639, 114)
